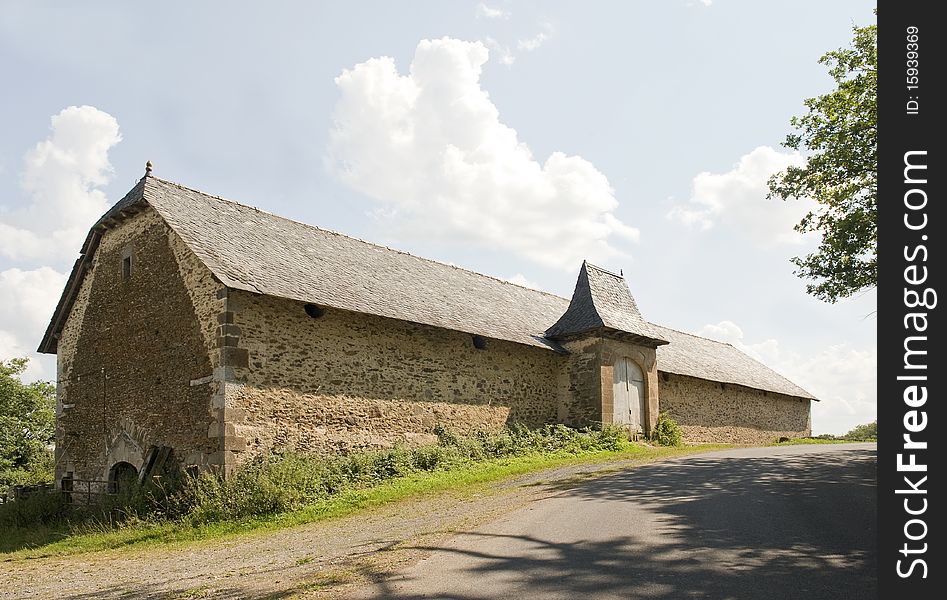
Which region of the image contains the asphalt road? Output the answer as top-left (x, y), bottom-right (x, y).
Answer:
top-left (362, 443), bottom-right (876, 600)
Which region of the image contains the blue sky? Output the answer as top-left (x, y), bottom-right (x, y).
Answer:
top-left (0, 1), bottom-right (876, 434)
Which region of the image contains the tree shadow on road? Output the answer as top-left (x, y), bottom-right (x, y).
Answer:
top-left (366, 447), bottom-right (876, 600)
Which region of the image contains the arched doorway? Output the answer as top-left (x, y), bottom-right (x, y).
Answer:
top-left (613, 358), bottom-right (646, 432)
top-left (108, 461), bottom-right (139, 493)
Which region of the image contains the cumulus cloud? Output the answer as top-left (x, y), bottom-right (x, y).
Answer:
top-left (328, 37), bottom-right (638, 271)
top-left (0, 267), bottom-right (67, 377)
top-left (0, 105), bottom-right (121, 261)
top-left (667, 146), bottom-right (817, 246)
top-left (475, 2), bottom-right (509, 19)
top-left (698, 320), bottom-right (876, 435)
top-left (517, 22), bottom-right (554, 52)
top-left (0, 105), bottom-right (119, 380)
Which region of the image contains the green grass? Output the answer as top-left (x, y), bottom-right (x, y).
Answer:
top-left (1, 442), bottom-right (727, 561)
top-left (771, 437), bottom-right (872, 445)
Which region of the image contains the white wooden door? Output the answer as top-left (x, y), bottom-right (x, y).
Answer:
top-left (613, 358), bottom-right (646, 431)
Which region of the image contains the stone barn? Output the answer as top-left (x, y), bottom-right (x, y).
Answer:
top-left (39, 169), bottom-right (815, 485)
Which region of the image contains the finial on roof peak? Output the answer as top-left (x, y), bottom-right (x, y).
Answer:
top-left (145, 160), bottom-right (153, 176)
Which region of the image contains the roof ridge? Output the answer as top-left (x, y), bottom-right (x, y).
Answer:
top-left (148, 176), bottom-right (569, 301)
top-left (583, 261), bottom-right (624, 279)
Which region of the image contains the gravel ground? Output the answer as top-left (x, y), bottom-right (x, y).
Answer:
top-left (0, 456), bottom-right (661, 600)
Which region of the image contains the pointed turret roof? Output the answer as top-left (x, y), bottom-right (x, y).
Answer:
top-left (545, 262), bottom-right (669, 347)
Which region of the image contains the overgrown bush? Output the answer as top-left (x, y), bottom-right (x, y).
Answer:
top-left (651, 412), bottom-right (683, 447)
top-left (0, 489), bottom-right (69, 528)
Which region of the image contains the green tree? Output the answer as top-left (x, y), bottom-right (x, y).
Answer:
top-left (0, 358), bottom-right (56, 489)
top-left (843, 421), bottom-right (877, 441)
top-left (768, 16), bottom-right (877, 303)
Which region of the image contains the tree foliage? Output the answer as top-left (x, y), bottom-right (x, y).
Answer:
top-left (843, 421), bottom-right (877, 441)
top-left (768, 16), bottom-right (877, 302)
top-left (0, 358), bottom-right (55, 489)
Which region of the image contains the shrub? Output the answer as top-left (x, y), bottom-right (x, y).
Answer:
top-left (651, 412), bottom-right (683, 447)
top-left (0, 489), bottom-right (68, 528)
top-left (594, 424), bottom-right (630, 451)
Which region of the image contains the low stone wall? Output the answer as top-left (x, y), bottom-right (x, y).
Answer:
top-left (658, 372), bottom-right (811, 445)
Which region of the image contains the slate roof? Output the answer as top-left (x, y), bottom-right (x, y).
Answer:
top-left (39, 174), bottom-right (816, 401)
top-left (40, 175), bottom-right (571, 353)
top-left (545, 262), bottom-right (669, 346)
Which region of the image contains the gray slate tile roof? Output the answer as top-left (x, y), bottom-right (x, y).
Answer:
top-left (545, 262), bottom-right (669, 346)
top-left (39, 174), bottom-right (816, 400)
top-left (144, 176), bottom-right (569, 351)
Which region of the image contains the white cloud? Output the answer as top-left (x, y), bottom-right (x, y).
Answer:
top-left (504, 273), bottom-right (541, 290)
top-left (667, 146), bottom-right (817, 246)
top-left (475, 2), bottom-right (509, 19)
top-left (484, 37), bottom-right (515, 66)
top-left (0, 105), bottom-right (121, 261)
top-left (0, 105), bottom-right (119, 381)
top-left (698, 320), bottom-right (876, 435)
top-left (328, 37), bottom-right (638, 271)
top-left (517, 22), bottom-right (554, 52)
top-left (0, 267), bottom-right (67, 378)
top-left (698, 320), bottom-right (745, 346)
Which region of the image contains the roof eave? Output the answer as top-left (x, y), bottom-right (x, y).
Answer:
top-left (656, 368), bottom-right (818, 401)
top-left (546, 325), bottom-right (669, 348)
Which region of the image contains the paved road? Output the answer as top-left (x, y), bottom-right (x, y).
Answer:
top-left (362, 443), bottom-right (876, 600)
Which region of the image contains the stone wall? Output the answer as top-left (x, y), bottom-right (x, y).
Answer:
top-left (554, 336), bottom-right (600, 427)
top-left (225, 291), bottom-right (564, 458)
top-left (55, 208), bottom-right (219, 482)
top-left (658, 372), bottom-right (811, 444)
top-left (235, 388), bottom-right (510, 455)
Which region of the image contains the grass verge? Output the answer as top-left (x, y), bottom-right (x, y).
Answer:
top-left (1, 441), bottom-right (727, 561)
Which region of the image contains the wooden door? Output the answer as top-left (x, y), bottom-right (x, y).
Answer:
top-left (613, 358), bottom-right (646, 431)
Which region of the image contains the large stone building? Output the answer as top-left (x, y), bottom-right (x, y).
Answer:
top-left (39, 171), bottom-right (815, 485)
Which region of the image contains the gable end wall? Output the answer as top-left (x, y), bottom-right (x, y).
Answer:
top-left (55, 208), bottom-right (221, 482)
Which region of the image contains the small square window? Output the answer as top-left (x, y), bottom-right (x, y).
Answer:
top-left (122, 256), bottom-right (132, 280)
